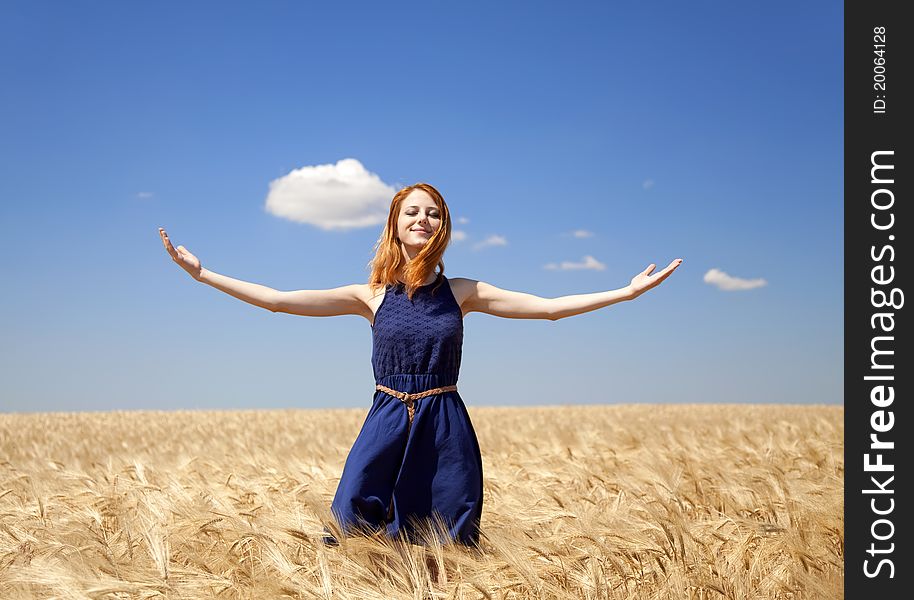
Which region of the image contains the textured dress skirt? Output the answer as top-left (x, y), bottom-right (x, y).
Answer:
top-left (326, 274), bottom-right (484, 547)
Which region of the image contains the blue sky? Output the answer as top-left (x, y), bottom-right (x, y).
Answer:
top-left (0, 1), bottom-right (843, 413)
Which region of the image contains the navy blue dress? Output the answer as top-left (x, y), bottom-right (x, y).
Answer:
top-left (328, 274), bottom-right (484, 547)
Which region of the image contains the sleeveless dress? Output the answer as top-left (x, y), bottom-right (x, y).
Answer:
top-left (326, 274), bottom-right (484, 547)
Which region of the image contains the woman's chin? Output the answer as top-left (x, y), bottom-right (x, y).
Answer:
top-left (403, 241), bottom-right (427, 252)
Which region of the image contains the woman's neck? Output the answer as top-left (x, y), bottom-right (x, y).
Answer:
top-left (397, 271), bottom-right (439, 286)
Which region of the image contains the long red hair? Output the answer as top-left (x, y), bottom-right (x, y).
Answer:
top-left (367, 183), bottom-right (452, 300)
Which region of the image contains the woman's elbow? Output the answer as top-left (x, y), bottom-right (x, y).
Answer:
top-left (269, 291), bottom-right (287, 314)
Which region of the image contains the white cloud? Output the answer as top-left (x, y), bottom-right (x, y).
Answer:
top-left (703, 268), bottom-right (768, 291)
top-left (456, 216), bottom-right (470, 224)
top-left (543, 255), bottom-right (606, 271)
top-left (642, 179), bottom-right (655, 190)
top-left (451, 230), bottom-right (467, 241)
top-left (264, 158), bottom-right (396, 231)
top-left (571, 229), bottom-right (594, 238)
top-left (472, 235), bottom-right (508, 250)
top-left (136, 192), bottom-right (154, 199)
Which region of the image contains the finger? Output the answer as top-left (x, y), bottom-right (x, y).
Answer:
top-left (654, 270), bottom-right (674, 285)
top-left (653, 266), bottom-right (678, 285)
top-left (163, 237), bottom-right (179, 259)
top-left (642, 263), bottom-right (656, 275)
top-left (659, 260), bottom-right (680, 277)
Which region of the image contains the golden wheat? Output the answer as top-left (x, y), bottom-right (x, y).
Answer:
top-left (0, 404), bottom-right (843, 599)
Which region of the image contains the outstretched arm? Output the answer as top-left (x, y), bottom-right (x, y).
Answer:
top-left (160, 227), bottom-right (282, 311)
top-left (159, 227), bottom-right (368, 318)
top-left (197, 273), bottom-right (366, 318)
top-left (459, 258), bottom-right (682, 321)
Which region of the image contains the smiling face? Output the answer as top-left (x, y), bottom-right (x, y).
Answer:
top-left (397, 188), bottom-right (442, 248)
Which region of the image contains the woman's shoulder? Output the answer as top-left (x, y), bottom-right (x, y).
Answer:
top-left (443, 277), bottom-right (478, 312)
top-left (446, 276), bottom-right (476, 285)
top-left (446, 276), bottom-right (486, 291)
top-left (360, 281), bottom-right (388, 297)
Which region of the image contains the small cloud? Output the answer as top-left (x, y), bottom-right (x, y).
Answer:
top-left (473, 235), bottom-right (508, 250)
top-left (451, 230), bottom-right (467, 241)
top-left (264, 158), bottom-right (396, 231)
top-left (543, 255), bottom-right (606, 271)
top-left (136, 192), bottom-right (154, 199)
top-left (456, 216), bottom-right (470, 224)
top-left (571, 229), bottom-right (594, 238)
top-left (703, 268), bottom-right (767, 291)
top-left (642, 179), bottom-right (655, 190)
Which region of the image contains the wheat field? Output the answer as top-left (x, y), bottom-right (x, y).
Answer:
top-left (0, 404), bottom-right (842, 599)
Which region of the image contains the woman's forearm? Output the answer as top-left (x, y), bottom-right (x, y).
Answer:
top-left (196, 268), bottom-right (280, 312)
top-left (550, 286), bottom-right (635, 320)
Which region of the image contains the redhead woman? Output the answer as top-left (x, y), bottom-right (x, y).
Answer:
top-left (159, 182), bottom-right (681, 549)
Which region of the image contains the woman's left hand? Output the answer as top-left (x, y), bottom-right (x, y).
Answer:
top-left (628, 259), bottom-right (683, 299)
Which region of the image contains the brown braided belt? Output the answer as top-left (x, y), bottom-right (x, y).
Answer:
top-left (375, 383), bottom-right (458, 426)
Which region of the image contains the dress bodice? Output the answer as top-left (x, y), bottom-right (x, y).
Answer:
top-left (370, 274), bottom-right (463, 386)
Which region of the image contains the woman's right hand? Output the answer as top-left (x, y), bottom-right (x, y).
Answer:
top-left (159, 227), bottom-right (203, 281)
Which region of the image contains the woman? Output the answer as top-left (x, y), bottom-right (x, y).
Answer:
top-left (158, 182), bottom-right (682, 549)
